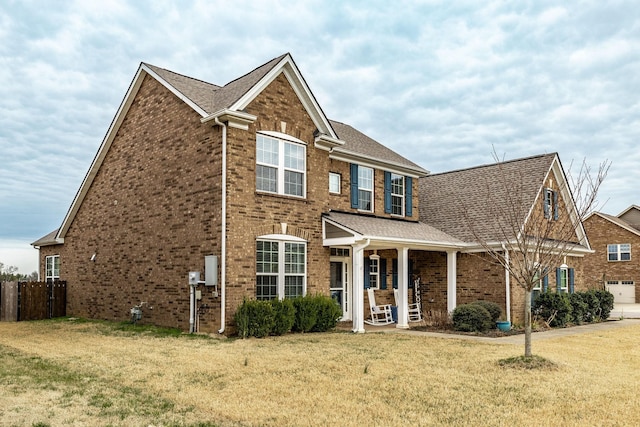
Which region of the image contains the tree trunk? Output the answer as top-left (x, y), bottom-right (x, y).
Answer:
top-left (524, 289), bottom-right (532, 357)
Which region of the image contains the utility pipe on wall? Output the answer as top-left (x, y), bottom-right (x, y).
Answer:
top-left (215, 117), bottom-right (227, 334)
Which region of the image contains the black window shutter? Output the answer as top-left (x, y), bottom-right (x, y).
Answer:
top-left (544, 189), bottom-right (550, 219)
top-left (364, 257), bottom-right (370, 289)
top-left (350, 164), bottom-right (359, 208)
top-left (569, 268), bottom-right (575, 293)
top-left (380, 258), bottom-right (387, 290)
top-left (553, 191), bottom-right (559, 220)
top-left (384, 171), bottom-right (392, 213)
top-left (392, 259), bottom-right (398, 289)
top-left (405, 176), bottom-right (413, 217)
top-left (556, 268), bottom-right (562, 292)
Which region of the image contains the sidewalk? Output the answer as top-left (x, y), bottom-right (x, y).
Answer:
top-left (376, 318), bottom-right (640, 345)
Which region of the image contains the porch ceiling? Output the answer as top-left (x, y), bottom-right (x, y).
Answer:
top-left (322, 211), bottom-right (464, 251)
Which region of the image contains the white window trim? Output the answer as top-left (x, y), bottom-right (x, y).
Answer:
top-left (559, 264), bottom-right (568, 293)
top-left (45, 255), bottom-right (60, 282)
top-left (256, 134), bottom-right (306, 198)
top-left (607, 243), bottom-right (631, 262)
top-left (256, 234), bottom-right (307, 300)
top-left (369, 256), bottom-right (380, 290)
top-left (391, 173), bottom-right (405, 217)
top-left (329, 172), bottom-right (341, 194)
top-left (358, 166), bottom-right (374, 212)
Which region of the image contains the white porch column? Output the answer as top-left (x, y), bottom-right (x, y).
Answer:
top-left (396, 247), bottom-right (410, 329)
top-left (447, 250), bottom-right (458, 313)
top-left (351, 241), bottom-right (367, 333)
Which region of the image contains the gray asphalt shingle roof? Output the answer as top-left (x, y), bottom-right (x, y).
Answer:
top-left (144, 54), bottom-right (286, 115)
top-left (324, 211), bottom-right (462, 245)
top-left (329, 120), bottom-right (428, 174)
top-left (419, 153), bottom-right (557, 243)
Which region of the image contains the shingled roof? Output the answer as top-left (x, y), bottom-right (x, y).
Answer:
top-left (323, 211), bottom-right (462, 247)
top-left (144, 54), bottom-right (286, 115)
top-left (330, 120), bottom-right (428, 174)
top-left (419, 153), bottom-right (557, 243)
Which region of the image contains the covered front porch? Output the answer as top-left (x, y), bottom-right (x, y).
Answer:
top-left (323, 211), bottom-right (466, 333)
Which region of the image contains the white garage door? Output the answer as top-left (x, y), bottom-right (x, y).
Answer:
top-left (606, 281), bottom-right (635, 304)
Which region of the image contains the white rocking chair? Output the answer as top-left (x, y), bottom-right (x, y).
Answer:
top-left (364, 288), bottom-right (394, 325)
top-left (394, 287), bottom-right (423, 322)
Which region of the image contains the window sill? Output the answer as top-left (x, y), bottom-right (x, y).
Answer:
top-left (256, 191), bottom-right (308, 202)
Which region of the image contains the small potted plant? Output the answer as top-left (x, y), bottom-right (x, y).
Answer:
top-left (496, 317), bottom-right (511, 332)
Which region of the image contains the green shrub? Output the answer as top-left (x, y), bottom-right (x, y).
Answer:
top-left (569, 293), bottom-right (588, 324)
top-left (452, 304), bottom-right (493, 332)
top-left (270, 298), bottom-right (295, 336)
top-left (292, 296), bottom-right (318, 333)
top-left (533, 292), bottom-right (572, 327)
top-left (470, 300), bottom-right (502, 324)
top-left (234, 299), bottom-right (274, 338)
top-left (581, 290), bottom-right (601, 322)
top-left (311, 294), bottom-right (342, 332)
top-left (592, 289), bottom-right (614, 320)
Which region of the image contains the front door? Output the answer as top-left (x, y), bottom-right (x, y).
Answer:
top-left (330, 260), bottom-right (349, 320)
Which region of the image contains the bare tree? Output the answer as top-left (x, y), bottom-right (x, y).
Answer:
top-left (460, 151), bottom-right (609, 358)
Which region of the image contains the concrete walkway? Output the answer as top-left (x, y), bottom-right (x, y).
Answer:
top-left (373, 318), bottom-right (640, 345)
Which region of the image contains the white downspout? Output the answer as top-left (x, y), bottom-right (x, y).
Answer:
top-left (215, 117), bottom-right (227, 334)
top-left (502, 244), bottom-right (511, 322)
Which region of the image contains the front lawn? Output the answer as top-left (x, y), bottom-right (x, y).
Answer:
top-left (1, 318), bottom-right (639, 426)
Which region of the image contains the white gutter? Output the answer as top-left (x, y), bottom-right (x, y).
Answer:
top-left (502, 243), bottom-right (511, 322)
top-left (215, 117), bottom-right (228, 334)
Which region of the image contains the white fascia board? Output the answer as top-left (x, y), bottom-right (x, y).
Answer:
top-left (323, 236), bottom-right (359, 247)
top-left (329, 149), bottom-right (428, 178)
top-left (230, 55), bottom-right (337, 139)
top-left (365, 236), bottom-right (466, 251)
top-left (141, 63), bottom-right (208, 118)
top-left (57, 65), bottom-right (149, 240)
top-left (201, 108), bottom-right (257, 130)
top-left (314, 134), bottom-right (345, 151)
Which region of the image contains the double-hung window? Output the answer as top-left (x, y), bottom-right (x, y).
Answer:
top-left (256, 237), bottom-right (306, 300)
top-left (543, 188), bottom-right (558, 220)
top-left (45, 255), bottom-right (60, 283)
top-left (390, 174), bottom-right (404, 216)
top-left (357, 166), bottom-right (373, 211)
top-left (368, 257), bottom-right (379, 289)
top-left (256, 134), bottom-right (306, 197)
top-left (608, 244), bottom-right (631, 261)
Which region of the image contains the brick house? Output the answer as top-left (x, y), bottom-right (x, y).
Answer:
top-left (583, 206), bottom-right (640, 303)
top-left (32, 53), bottom-right (592, 333)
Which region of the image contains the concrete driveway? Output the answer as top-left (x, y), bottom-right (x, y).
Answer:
top-left (610, 303), bottom-right (640, 319)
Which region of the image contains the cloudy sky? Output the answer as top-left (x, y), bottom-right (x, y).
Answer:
top-left (1, 0), bottom-right (638, 274)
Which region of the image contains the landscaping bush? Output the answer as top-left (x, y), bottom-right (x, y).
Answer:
top-left (470, 300), bottom-right (502, 324)
top-left (569, 292), bottom-right (588, 324)
top-left (592, 289), bottom-right (614, 320)
top-left (270, 298), bottom-right (295, 336)
top-left (533, 292), bottom-right (572, 327)
top-left (311, 295), bottom-right (342, 332)
top-left (234, 299), bottom-right (274, 338)
top-left (581, 290), bottom-right (601, 322)
top-left (452, 304), bottom-right (493, 332)
top-left (292, 295), bottom-right (319, 333)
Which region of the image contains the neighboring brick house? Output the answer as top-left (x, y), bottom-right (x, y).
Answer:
top-left (32, 53), bottom-right (592, 333)
top-left (583, 206), bottom-right (640, 303)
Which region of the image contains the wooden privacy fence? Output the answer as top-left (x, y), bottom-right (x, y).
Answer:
top-left (0, 281), bottom-right (67, 321)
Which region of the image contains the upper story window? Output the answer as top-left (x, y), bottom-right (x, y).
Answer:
top-left (543, 188), bottom-right (558, 220)
top-left (608, 244), bottom-right (631, 261)
top-left (390, 174), bottom-right (404, 216)
top-left (256, 134), bottom-right (306, 197)
top-left (45, 255), bottom-right (60, 283)
top-left (350, 164), bottom-right (374, 212)
top-left (329, 172), bottom-right (341, 194)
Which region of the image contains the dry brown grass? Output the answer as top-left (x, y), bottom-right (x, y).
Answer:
top-left (1, 319), bottom-right (639, 426)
